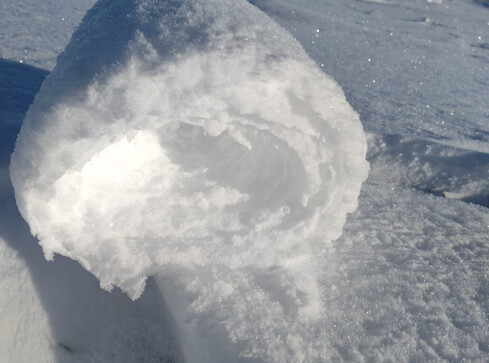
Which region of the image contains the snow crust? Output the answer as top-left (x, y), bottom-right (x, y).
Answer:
top-left (10, 0), bottom-right (368, 361)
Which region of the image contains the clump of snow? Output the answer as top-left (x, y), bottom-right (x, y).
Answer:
top-left (10, 0), bottom-right (368, 360)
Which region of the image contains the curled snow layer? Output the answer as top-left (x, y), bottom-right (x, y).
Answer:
top-left (11, 0), bottom-right (368, 360)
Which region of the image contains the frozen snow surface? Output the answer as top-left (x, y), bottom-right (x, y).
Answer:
top-left (2, 0), bottom-right (489, 362)
top-left (0, 0), bottom-right (96, 70)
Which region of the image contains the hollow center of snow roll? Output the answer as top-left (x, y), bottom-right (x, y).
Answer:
top-left (36, 49), bottom-right (349, 296)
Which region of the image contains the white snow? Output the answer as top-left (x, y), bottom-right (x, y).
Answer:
top-left (1, 0), bottom-right (489, 361)
top-left (367, 132), bottom-right (489, 206)
top-left (9, 0), bottom-right (368, 361)
top-left (0, 0), bottom-right (96, 70)
top-left (258, 0), bottom-right (489, 151)
top-left (0, 236), bottom-right (54, 363)
top-left (0, 199), bottom-right (179, 362)
top-left (324, 182), bottom-right (489, 361)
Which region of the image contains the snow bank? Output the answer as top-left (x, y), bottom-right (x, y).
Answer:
top-left (10, 0), bottom-right (368, 360)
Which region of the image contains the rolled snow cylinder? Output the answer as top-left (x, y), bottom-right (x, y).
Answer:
top-left (10, 0), bottom-right (369, 361)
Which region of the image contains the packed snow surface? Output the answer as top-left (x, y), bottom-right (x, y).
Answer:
top-left (10, 0), bottom-right (368, 361)
top-left (0, 0), bottom-right (96, 70)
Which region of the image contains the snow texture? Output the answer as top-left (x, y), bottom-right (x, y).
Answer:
top-left (254, 0), bottom-right (489, 152)
top-left (255, 0), bottom-right (489, 204)
top-left (323, 182), bottom-right (489, 362)
top-left (10, 0), bottom-right (368, 361)
top-left (0, 198), bottom-right (178, 363)
top-left (3, 0), bottom-right (489, 361)
top-left (0, 236), bottom-right (54, 363)
top-left (0, 0), bottom-right (96, 70)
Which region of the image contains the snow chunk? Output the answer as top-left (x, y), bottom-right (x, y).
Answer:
top-left (10, 0), bottom-right (368, 360)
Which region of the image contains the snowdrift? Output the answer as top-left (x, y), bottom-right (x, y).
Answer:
top-left (10, 0), bottom-right (368, 361)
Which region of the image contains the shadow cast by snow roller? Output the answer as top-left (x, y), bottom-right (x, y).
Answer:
top-left (9, 0), bottom-right (369, 361)
top-left (0, 59), bottom-right (48, 201)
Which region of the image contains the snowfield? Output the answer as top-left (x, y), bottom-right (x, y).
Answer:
top-left (1, 0), bottom-right (489, 362)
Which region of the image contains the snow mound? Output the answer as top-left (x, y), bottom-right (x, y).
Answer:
top-left (10, 0), bottom-right (368, 360)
